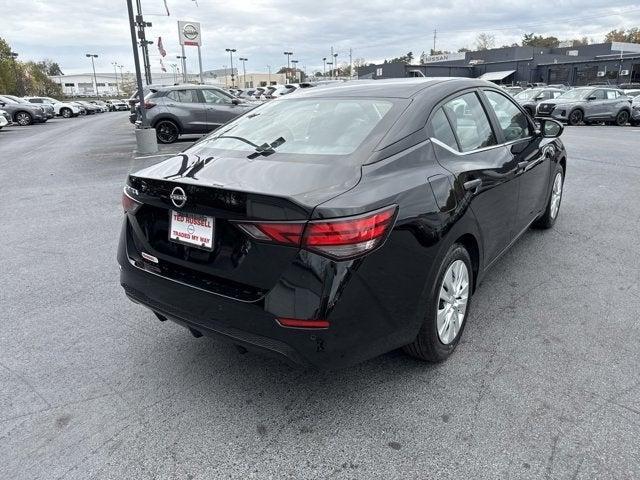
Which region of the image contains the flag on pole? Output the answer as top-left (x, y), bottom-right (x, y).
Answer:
top-left (163, 0), bottom-right (170, 15)
top-left (158, 37), bottom-right (167, 57)
top-left (160, 59), bottom-right (167, 72)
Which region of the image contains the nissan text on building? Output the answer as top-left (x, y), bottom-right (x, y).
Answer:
top-left (359, 42), bottom-right (640, 86)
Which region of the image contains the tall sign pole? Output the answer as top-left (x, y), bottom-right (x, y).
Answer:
top-left (178, 21), bottom-right (203, 84)
top-left (135, 0), bottom-right (153, 85)
top-left (127, 0), bottom-right (157, 153)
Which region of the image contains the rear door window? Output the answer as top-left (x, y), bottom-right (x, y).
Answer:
top-left (605, 90), bottom-right (618, 99)
top-left (443, 92), bottom-right (497, 152)
top-left (167, 90), bottom-right (199, 103)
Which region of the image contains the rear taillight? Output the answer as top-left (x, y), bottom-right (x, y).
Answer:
top-left (143, 101), bottom-right (156, 109)
top-left (122, 186), bottom-right (142, 214)
top-left (235, 205), bottom-right (397, 259)
top-left (276, 318), bottom-right (330, 329)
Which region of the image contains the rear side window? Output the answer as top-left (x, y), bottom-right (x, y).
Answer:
top-left (167, 90), bottom-right (199, 103)
top-left (484, 90), bottom-right (532, 142)
top-left (443, 93), bottom-right (496, 152)
top-left (429, 108), bottom-right (458, 151)
top-left (605, 90), bottom-right (618, 99)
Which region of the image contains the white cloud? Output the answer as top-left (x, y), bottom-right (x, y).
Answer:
top-left (2, 0), bottom-right (639, 75)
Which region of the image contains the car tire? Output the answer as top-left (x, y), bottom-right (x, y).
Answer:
top-left (533, 164), bottom-right (564, 229)
top-left (403, 243), bottom-right (473, 362)
top-left (15, 111), bottom-right (33, 126)
top-left (155, 119), bottom-right (180, 144)
top-left (61, 108), bottom-right (72, 118)
top-left (615, 110), bottom-right (630, 127)
top-left (568, 109), bottom-right (583, 126)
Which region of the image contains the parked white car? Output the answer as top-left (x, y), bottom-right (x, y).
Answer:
top-left (23, 96), bottom-right (82, 118)
top-left (0, 109), bottom-right (9, 129)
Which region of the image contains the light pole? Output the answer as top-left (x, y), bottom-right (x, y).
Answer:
top-left (322, 57), bottom-right (326, 77)
top-left (111, 61), bottom-right (120, 96)
top-left (326, 61), bottom-right (333, 79)
top-left (86, 54), bottom-right (99, 98)
top-left (9, 52), bottom-right (19, 95)
top-left (267, 65), bottom-right (271, 85)
top-left (126, 0), bottom-right (156, 153)
top-left (283, 51), bottom-right (293, 82)
top-left (226, 48), bottom-right (236, 87)
top-left (291, 60), bottom-right (299, 83)
top-left (333, 52), bottom-right (338, 79)
top-left (239, 57), bottom-right (248, 88)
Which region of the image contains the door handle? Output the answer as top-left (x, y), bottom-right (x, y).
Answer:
top-left (517, 161), bottom-right (528, 170)
top-left (463, 179), bottom-right (482, 191)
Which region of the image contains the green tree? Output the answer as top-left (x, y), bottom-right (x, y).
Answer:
top-left (522, 33), bottom-right (559, 48)
top-left (0, 37), bottom-right (18, 94)
top-left (605, 28), bottom-right (640, 43)
top-left (36, 59), bottom-right (63, 76)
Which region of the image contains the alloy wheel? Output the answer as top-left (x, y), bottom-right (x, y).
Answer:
top-left (550, 172), bottom-right (563, 219)
top-left (61, 108), bottom-right (71, 118)
top-left (569, 110), bottom-right (582, 126)
top-left (437, 260), bottom-right (469, 345)
top-left (16, 112), bottom-right (32, 126)
top-left (156, 121), bottom-right (179, 143)
top-left (616, 111), bottom-right (629, 126)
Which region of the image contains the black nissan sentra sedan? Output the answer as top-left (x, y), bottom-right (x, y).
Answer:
top-left (118, 78), bottom-right (566, 368)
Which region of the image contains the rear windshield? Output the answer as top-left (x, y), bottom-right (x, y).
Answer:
top-left (192, 98), bottom-right (395, 156)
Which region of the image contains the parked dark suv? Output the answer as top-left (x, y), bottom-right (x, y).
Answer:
top-left (513, 88), bottom-right (564, 116)
top-left (118, 78), bottom-right (567, 368)
top-left (132, 85), bottom-right (255, 143)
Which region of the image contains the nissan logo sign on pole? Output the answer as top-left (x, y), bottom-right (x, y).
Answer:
top-left (178, 21), bottom-right (204, 84)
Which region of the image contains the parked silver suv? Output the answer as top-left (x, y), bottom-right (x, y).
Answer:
top-left (138, 85), bottom-right (255, 143)
top-left (536, 87), bottom-right (632, 126)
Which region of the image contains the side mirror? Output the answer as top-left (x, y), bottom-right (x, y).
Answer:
top-left (231, 98), bottom-right (240, 105)
top-left (587, 96), bottom-right (597, 101)
top-left (536, 118), bottom-right (563, 138)
top-left (0, 101), bottom-right (4, 107)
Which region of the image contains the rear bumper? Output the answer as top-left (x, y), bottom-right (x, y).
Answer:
top-left (117, 217), bottom-right (433, 369)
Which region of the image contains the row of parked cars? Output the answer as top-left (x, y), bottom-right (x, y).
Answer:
top-left (505, 84), bottom-right (640, 126)
top-left (0, 95), bottom-right (129, 129)
top-left (130, 82), bottom-right (320, 143)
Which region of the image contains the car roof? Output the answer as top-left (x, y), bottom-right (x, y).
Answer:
top-left (154, 84), bottom-right (223, 92)
top-left (293, 78), bottom-right (492, 99)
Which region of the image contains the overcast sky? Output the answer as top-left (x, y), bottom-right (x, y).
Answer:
top-left (2, 0), bottom-right (640, 76)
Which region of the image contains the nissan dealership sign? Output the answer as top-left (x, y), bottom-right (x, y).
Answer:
top-left (424, 52), bottom-right (466, 63)
top-left (178, 21), bottom-right (202, 46)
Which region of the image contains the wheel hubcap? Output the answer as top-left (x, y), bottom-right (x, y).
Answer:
top-left (17, 114), bottom-right (29, 125)
top-left (550, 172), bottom-right (563, 219)
top-left (437, 260), bottom-right (469, 345)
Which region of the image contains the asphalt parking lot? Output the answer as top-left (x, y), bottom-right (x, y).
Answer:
top-left (1, 114), bottom-right (639, 480)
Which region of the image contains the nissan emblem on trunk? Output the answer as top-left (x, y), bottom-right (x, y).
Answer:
top-left (170, 186), bottom-right (187, 208)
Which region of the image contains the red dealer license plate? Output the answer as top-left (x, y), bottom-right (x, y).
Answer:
top-left (169, 211), bottom-right (215, 251)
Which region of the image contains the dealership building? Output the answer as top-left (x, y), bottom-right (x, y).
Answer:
top-left (358, 42), bottom-right (640, 86)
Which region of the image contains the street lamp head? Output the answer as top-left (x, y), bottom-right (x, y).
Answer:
top-left (226, 48), bottom-right (236, 53)
top-left (322, 57), bottom-right (326, 61)
top-left (10, 52), bottom-right (18, 59)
